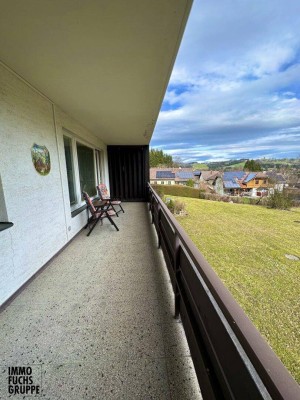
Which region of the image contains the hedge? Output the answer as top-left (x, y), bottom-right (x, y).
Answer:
top-left (151, 184), bottom-right (201, 198)
top-left (150, 184), bottom-right (299, 208)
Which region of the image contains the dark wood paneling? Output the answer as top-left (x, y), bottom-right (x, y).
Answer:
top-left (107, 146), bottom-right (149, 201)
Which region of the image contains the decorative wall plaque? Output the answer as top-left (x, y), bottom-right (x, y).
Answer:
top-left (31, 143), bottom-right (51, 175)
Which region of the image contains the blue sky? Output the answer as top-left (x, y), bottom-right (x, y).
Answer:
top-left (151, 0), bottom-right (300, 163)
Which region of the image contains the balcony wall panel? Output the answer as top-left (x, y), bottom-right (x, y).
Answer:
top-left (107, 145), bottom-right (149, 201)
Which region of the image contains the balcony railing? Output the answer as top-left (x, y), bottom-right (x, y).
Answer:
top-left (148, 184), bottom-right (300, 400)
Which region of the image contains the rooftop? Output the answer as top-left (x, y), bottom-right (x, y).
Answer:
top-left (176, 171), bottom-right (194, 179)
top-left (156, 171), bottom-right (176, 179)
top-left (223, 171), bottom-right (245, 180)
top-left (223, 180), bottom-right (241, 189)
top-left (200, 171), bottom-right (220, 181)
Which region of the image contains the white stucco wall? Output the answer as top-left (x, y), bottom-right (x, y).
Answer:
top-left (214, 177), bottom-right (224, 195)
top-left (154, 180), bottom-right (176, 185)
top-left (0, 64), bottom-right (108, 305)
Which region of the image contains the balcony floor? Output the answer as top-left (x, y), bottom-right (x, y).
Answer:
top-left (0, 203), bottom-right (202, 399)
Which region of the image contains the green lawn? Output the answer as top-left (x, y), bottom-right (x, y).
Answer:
top-left (172, 196), bottom-right (300, 382)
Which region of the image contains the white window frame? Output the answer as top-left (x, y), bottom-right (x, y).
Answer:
top-left (63, 130), bottom-right (103, 211)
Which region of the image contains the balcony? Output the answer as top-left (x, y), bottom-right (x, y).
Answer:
top-left (0, 202), bottom-right (202, 399)
top-left (148, 186), bottom-right (299, 400)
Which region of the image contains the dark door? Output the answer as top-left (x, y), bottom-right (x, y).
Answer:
top-left (107, 145), bottom-right (149, 201)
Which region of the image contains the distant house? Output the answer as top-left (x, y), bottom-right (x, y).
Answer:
top-left (265, 172), bottom-right (287, 192)
top-left (223, 171), bottom-right (245, 195)
top-left (193, 170), bottom-right (201, 186)
top-left (199, 171), bottom-right (224, 195)
top-left (240, 172), bottom-right (269, 196)
top-left (223, 179), bottom-right (242, 195)
top-left (175, 170), bottom-right (195, 185)
top-left (150, 167), bottom-right (196, 186)
top-left (223, 171), bottom-right (269, 196)
top-left (150, 168), bottom-right (176, 185)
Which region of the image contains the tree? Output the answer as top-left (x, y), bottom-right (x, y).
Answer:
top-left (244, 159), bottom-right (262, 172)
top-left (150, 148), bottom-right (173, 167)
top-left (186, 179), bottom-right (194, 187)
top-left (267, 189), bottom-right (292, 210)
top-left (172, 156), bottom-right (185, 167)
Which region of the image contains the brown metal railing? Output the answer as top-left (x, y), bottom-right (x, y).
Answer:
top-left (148, 184), bottom-right (299, 400)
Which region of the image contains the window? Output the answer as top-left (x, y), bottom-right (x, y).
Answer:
top-left (255, 180), bottom-right (259, 184)
top-left (76, 142), bottom-right (96, 197)
top-left (168, 181), bottom-right (171, 185)
top-left (263, 179), bottom-right (267, 184)
top-left (63, 132), bottom-right (102, 210)
top-left (161, 181), bottom-right (165, 185)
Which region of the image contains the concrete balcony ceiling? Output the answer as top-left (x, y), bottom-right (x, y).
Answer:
top-left (0, 204), bottom-right (202, 399)
top-left (0, 0), bottom-right (192, 145)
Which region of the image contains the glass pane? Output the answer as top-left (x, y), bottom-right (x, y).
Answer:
top-left (63, 136), bottom-right (76, 205)
top-left (76, 142), bottom-right (96, 197)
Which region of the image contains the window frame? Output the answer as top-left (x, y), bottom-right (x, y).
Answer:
top-left (63, 130), bottom-right (103, 212)
top-left (63, 135), bottom-right (77, 206)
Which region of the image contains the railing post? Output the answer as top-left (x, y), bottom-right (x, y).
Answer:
top-left (174, 233), bottom-right (180, 319)
top-left (148, 187), bottom-right (152, 211)
top-left (150, 197), bottom-right (154, 224)
top-left (157, 204), bottom-right (161, 248)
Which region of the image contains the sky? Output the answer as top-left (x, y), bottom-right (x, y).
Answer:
top-left (151, 0), bottom-right (300, 163)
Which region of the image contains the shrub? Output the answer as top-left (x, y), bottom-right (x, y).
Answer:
top-left (267, 190), bottom-right (292, 210)
top-left (174, 200), bottom-right (186, 215)
top-left (166, 198), bottom-right (175, 213)
top-left (152, 184), bottom-right (200, 199)
top-left (165, 197), bottom-right (186, 215)
top-left (154, 185), bottom-right (165, 198)
top-left (199, 191), bottom-right (206, 199)
top-left (292, 199), bottom-right (300, 207)
top-left (242, 197), bottom-right (251, 204)
top-left (220, 195), bottom-right (230, 203)
top-left (186, 179), bottom-right (194, 187)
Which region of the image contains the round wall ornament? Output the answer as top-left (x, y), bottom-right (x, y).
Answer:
top-left (31, 143), bottom-right (51, 175)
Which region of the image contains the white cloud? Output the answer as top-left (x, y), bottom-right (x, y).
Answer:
top-left (161, 129), bottom-right (300, 163)
top-left (152, 1), bottom-right (300, 161)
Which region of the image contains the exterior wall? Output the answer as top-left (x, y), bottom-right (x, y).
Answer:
top-left (152, 180), bottom-right (175, 185)
top-left (244, 178), bottom-right (268, 189)
top-left (214, 177), bottom-right (224, 195)
top-left (274, 183), bottom-right (284, 191)
top-left (0, 64), bottom-right (107, 305)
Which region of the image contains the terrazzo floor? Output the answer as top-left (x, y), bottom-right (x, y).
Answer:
top-left (0, 203), bottom-right (202, 399)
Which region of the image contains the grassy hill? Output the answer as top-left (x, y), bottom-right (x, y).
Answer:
top-left (171, 196), bottom-right (300, 382)
top-left (190, 158), bottom-right (299, 171)
top-left (192, 162), bottom-right (209, 170)
top-left (224, 161), bottom-right (245, 170)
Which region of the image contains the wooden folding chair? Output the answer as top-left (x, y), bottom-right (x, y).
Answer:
top-left (97, 184), bottom-right (124, 215)
top-left (82, 191), bottom-right (119, 236)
